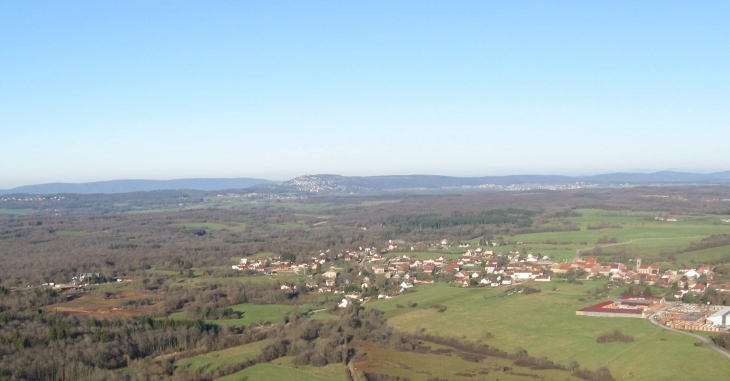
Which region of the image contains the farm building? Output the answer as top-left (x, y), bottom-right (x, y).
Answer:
top-left (576, 301), bottom-right (646, 318)
top-left (576, 297), bottom-right (663, 319)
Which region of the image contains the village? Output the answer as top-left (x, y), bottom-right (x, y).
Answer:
top-left (230, 238), bottom-right (730, 331)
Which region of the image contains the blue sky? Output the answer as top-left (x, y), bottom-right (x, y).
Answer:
top-left (1, 1), bottom-right (728, 188)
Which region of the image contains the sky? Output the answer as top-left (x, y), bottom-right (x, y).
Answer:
top-left (1, 1), bottom-right (729, 188)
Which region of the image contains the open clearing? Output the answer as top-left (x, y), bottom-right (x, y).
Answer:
top-left (354, 340), bottom-right (573, 381)
top-left (217, 363), bottom-right (338, 381)
top-left (45, 291), bottom-right (156, 317)
top-left (270, 356), bottom-right (346, 379)
top-left (367, 281), bottom-right (730, 381)
top-left (483, 209), bottom-right (730, 263)
top-left (676, 244), bottom-right (730, 266)
top-left (175, 340), bottom-right (267, 373)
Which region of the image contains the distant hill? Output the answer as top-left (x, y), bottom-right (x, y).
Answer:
top-left (4, 171), bottom-right (730, 196)
top-left (252, 171), bottom-right (730, 195)
top-left (0, 178), bottom-right (275, 195)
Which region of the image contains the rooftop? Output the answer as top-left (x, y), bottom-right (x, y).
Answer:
top-left (708, 306), bottom-right (730, 319)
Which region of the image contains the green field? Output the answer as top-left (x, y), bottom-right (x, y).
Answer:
top-left (270, 356), bottom-right (346, 379)
top-left (367, 282), bottom-right (730, 381)
top-left (217, 363), bottom-right (339, 381)
top-left (176, 340), bottom-right (267, 373)
top-left (354, 340), bottom-right (576, 381)
top-left (676, 245), bottom-right (730, 266)
top-left (474, 209), bottom-right (730, 263)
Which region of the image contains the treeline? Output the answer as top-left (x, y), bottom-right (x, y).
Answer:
top-left (383, 209), bottom-right (535, 233)
top-left (713, 333), bottom-right (730, 351)
top-left (0, 311), bottom-right (242, 381)
top-left (682, 234), bottom-right (730, 253)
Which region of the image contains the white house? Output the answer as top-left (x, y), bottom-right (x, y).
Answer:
top-left (514, 270), bottom-right (533, 280)
top-left (684, 269), bottom-right (701, 279)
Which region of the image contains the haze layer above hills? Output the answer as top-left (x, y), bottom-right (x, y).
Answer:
top-left (3, 171), bottom-right (730, 196)
top-left (0, 178), bottom-right (274, 195)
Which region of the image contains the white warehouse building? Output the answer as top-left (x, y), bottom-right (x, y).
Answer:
top-left (707, 306), bottom-right (730, 327)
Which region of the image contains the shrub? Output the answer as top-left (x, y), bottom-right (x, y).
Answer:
top-left (430, 304), bottom-right (447, 312)
top-left (596, 329), bottom-right (634, 344)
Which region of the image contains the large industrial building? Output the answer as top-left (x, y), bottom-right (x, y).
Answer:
top-left (707, 306), bottom-right (730, 327)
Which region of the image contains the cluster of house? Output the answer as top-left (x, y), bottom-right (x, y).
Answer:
top-left (42, 272), bottom-right (127, 291)
top-left (230, 243), bottom-right (559, 302)
top-left (231, 240), bottom-right (724, 310)
top-left (231, 254), bottom-right (336, 274)
top-left (464, 183), bottom-right (589, 191)
top-left (654, 216), bottom-right (678, 222)
top-left (553, 257), bottom-right (725, 297)
top-left (368, 248), bottom-right (553, 288)
top-left (235, 192), bottom-right (307, 200)
top-left (0, 195), bottom-right (65, 202)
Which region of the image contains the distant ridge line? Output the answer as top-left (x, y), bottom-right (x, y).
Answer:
top-left (2, 170), bottom-right (730, 195)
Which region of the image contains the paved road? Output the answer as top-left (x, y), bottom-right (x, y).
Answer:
top-left (648, 313), bottom-right (730, 361)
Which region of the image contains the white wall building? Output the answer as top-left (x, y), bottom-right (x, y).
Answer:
top-left (707, 306), bottom-right (730, 327)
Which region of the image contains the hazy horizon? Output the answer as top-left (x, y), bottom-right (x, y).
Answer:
top-left (3, 168), bottom-right (730, 190)
top-left (2, 2), bottom-right (729, 188)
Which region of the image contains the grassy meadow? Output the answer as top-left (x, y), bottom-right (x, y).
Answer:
top-left (676, 245), bottom-right (730, 266)
top-left (175, 340), bottom-right (267, 373)
top-left (367, 281), bottom-right (730, 381)
top-left (353, 340), bottom-right (575, 381)
top-left (217, 363), bottom-right (341, 381)
top-left (476, 209), bottom-right (730, 263)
